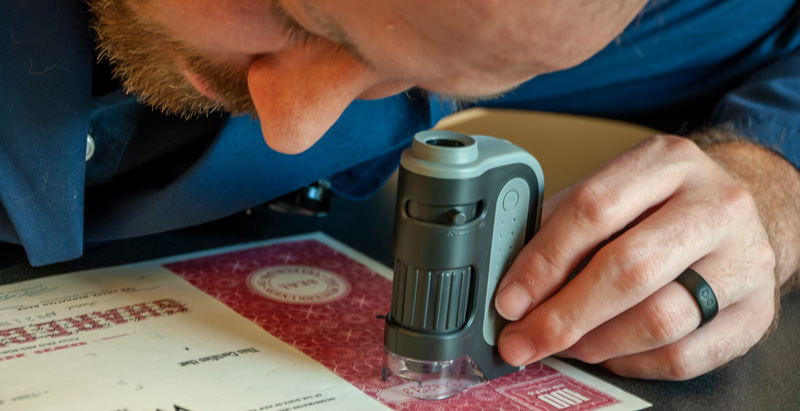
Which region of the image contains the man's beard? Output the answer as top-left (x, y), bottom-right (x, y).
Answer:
top-left (88, 0), bottom-right (256, 118)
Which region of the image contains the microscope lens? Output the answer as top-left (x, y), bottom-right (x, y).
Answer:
top-left (382, 349), bottom-right (486, 400)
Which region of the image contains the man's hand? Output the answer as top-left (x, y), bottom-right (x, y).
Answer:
top-left (494, 134), bottom-right (800, 380)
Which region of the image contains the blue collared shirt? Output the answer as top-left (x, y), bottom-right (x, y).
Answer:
top-left (2, 0), bottom-right (799, 265)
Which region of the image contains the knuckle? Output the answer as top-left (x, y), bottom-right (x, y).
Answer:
top-left (697, 186), bottom-right (752, 232)
top-left (753, 241), bottom-right (777, 275)
top-left (721, 185), bottom-right (757, 216)
top-left (569, 343), bottom-right (602, 364)
top-left (524, 244), bottom-right (568, 283)
top-left (605, 243), bottom-right (659, 294)
top-left (756, 250), bottom-right (778, 286)
top-left (573, 339), bottom-right (615, 365)
top-left (661, 345), bottom-right (700, 381)
top-left (535, 310), bottom-right (581, 352)
top-left (641, 299), bottom-right (687, 346)
top-left (665, 134), bottom-right (700, 156)
top-left (569, 180), bottom-right (619, 232)
top-left (645, 134), bottom-right (698, 158)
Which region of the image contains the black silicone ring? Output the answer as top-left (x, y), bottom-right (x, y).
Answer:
top-left (675, 268), bottom-right (719, 327)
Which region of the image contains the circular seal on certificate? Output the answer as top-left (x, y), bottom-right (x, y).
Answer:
top-left (247, 265), bottom-right (350, 304)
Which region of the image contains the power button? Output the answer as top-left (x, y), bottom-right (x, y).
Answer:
top-left (503, 190), bottom-right (519, 212)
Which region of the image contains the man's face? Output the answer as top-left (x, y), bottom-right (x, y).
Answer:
top-left (90, 0), bottom-right (646, 154)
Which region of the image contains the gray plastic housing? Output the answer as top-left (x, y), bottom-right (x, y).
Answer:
top-left (384, 131), bottom-right (544, 380)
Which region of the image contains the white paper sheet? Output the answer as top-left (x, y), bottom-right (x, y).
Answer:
top-left (0, 245), bottom-right (389, 411)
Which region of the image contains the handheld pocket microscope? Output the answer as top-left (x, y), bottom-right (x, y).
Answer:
top-left (382, 130), bottom-right (544, 399)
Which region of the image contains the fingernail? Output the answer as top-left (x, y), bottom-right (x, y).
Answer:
top-left (495, 283), bottom-right (533, 321)
top-left (499, 331), bottom-right (537, 366)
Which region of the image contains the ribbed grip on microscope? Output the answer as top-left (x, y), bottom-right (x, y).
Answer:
top-left (389, 260), bottom-right (472, 333)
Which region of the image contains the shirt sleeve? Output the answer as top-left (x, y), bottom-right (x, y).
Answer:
top-left (711, 47), bottom-right (800, 168)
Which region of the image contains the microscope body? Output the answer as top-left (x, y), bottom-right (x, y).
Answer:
top-left (383, 131), bottom-right (544, 398)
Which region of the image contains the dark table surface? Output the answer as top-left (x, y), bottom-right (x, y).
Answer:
top-left (1, 173), bottom-right (798, 411)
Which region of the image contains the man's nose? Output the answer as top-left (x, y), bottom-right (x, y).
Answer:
top-left (247, 42), bottom-right (379, 154)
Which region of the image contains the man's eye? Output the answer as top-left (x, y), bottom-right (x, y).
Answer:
top-left (273, 7), bottom-right (318, 46)
top-left (283, 24), bottom-right (317, 44)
